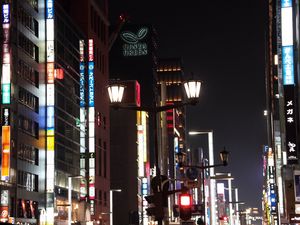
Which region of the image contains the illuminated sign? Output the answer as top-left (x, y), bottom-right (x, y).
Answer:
top-left (79, 40), bottom-right (86, 200)
top-left (1, 108), bottom-right (10, 126)
top-left (46, 0), bottom-right (54, 19)
top-left (1, 126), bottom-right (10, 181)
top-left (80, 63), bottom-right (85, 107)
top-left (282, 0), bottom-right (292, 7)
top-left (281, 0), bottom-right (294, 85)
top-left (2, 4), bottom-right (10, 105)
top-left (282, 46), bottom-right (294, 85)
top-left (46, 1), bottom-right (55, 224)
top-left (283, 85), bottom-right (298, 164)
top-left (2, 4), bottom-right (9, 24)
top-left (88, 39), bottom-right (94, 61)
top-left (88, 62), bottom-right (94, 106)
top-left (142, 177), bottom-right (149, 225)
top-left (121, 27), bottom-right (148, 56)
top-left (88, 39), bottom-right (95, 213)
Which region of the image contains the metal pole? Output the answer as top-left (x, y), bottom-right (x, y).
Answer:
top-left (201, 161), bottom-right (206, 225)
top-left (110, 191), bottom-right (113, 225)
top-left (68, 177), bottom-right (72, 225)
top-left (208, 132), bottom-right (216, 225)
top-left (235, 188), bottom-right (240, 225)
top-left (228, 175), bottom-right (233, 225)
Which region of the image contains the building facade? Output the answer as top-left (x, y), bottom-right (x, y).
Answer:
top-left (109, 23), bottom-right (158, 225)
top-left (264, 0), bottom-right (300, 224)
top-left (0, 1), bottom-right (110, 225)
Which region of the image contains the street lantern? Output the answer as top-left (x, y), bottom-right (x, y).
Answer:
top-left (219, 147), bottom-right (229, 166)
top-left (183, 80), bottom-right (201, 99)
top-left (107, 83), bottom-right (125, 103)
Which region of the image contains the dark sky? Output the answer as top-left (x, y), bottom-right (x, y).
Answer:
top-left (109, 0), bottom-right (268, 210)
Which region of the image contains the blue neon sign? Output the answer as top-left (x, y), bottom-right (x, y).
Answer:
top-left (46, 0), bottom-right (54, 19)
top-left (282, 46), bottom-right (294, 85)
top-left (88, 62), bottom-right (94, 107)
top-left (2, 4), bottom-right (10, 24)
top-left (281, 0), bottom-right (292, 8)
top-left (80, 62), bottom-right (85, 107)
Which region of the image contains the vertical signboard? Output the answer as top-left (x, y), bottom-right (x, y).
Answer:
top-left (0, 5), bottom-right (11, 217)
top-left (0, 190), bottom-right (9, 222)
top-left (281, 0), bottom-right (298, 164)
top-left (88, 39), bottom-right (95, 215)
top-left (283, 86), bottom-right (298, 163)
top-left (79, 40), bottom-right (87, 200)
top-left (46, 1), bottom-right (55, 224)
top-left (1, 3), bottom-right (10, 104)
top-left (294, 170), bottom-right (300, 202)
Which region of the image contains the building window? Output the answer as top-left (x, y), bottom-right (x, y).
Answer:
top-left (18, 32), bottom-right (39, 62)
top-left (104, 150), bottom-right (107, 178)
top-left (26, 0), bottom-right (38, 12)
top-left (104, 191), bottom-right (107, 206)
top-left (90, 6), bottom-right (94, 29)
top-left (17, 7), bottom-right (39, 37)
top-left (17, 199), bottom-right (39, 218)
top-left (99, 190), bottom-right (102, 205)
top-left (17, 170), bottom-right (38, 192)
top-left (18, 115), bottom-right (39, 138)
top-left (18, 143), bottom-right (39, 165)
top-left (99, 148), bottom-right (102, 176)
top-left (18, 60), bottom-right (39, 87)
top-left (18, 87), bottom-right (39, 112)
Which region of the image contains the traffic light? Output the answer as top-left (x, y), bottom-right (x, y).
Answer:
top-left (144, 192), bottom-right (164, 221)
top-left (179, 193), bottom-right (192, 221)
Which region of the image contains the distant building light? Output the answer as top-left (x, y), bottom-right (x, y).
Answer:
top-left (274, 54), bottom-right (278, 65)
top-left (264, 110), bottom-right (268, 116)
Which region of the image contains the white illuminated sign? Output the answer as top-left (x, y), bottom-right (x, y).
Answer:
top-left (121, 27), bottom-right (148, 56)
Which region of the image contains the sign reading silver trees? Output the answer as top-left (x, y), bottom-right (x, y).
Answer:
top-left (121, 27), bottom-right (148, 56)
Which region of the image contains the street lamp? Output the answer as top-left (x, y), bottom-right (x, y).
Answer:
top-left (68, 175), bottom-right (84, 225)
top-left (188, 130), bottom-right (216, 225)
top-left (110, 189), bottom-right (122, 225)
top-left (107, 79), bottom-right (201, 225)
top-left (211, 173), bottom-right (234, 225)
top-left (176, 148), bottom-right (229, 225)
top-left (107, 79), bottom-right (201, 177)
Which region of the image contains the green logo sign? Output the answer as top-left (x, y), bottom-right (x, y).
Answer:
top-left (121, 27), bottom-right (148, 56)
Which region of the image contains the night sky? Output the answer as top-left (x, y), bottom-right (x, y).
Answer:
top-left (109, 0), bottom-right (268, 210)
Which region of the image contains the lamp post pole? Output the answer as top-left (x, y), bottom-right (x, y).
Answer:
top-left (110, 189), bottom-right (122, 225)
top-left (68, 175), bottom-right (83, 225)
top-left (108, 79), bottom-right (202, 225)
top-left (188, 130), bottom-right (216, 225)
top-left (177, 149), bottom-right (229, 225)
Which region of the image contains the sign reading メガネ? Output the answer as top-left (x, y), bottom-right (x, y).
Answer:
top-left (284, 85), bottom-right (298, 164)
top-left (121, 27), bottom-right (148, 56)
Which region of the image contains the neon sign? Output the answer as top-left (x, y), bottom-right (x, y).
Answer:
top-left (79, 40), bottom-right (86, 200)
top-left (88, 39), bottom-right (95, 214)
top-left (46, 1), bottom-right (55, 224)
top-left (121, 27), bottom-right (148, 56)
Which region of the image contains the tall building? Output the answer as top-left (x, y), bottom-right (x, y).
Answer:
top-left (62, 0), bottom-right (111, 223)
top-left (0, 0), bottom-right (87, 225)
top-left (264, 0), bottom-right (300, 224)
top-left (157, 58), bottom-right (186, 178)
top-left (0, 1), bottom-right (110, 225)
top-left (109, 23), bottom-right (158, 225)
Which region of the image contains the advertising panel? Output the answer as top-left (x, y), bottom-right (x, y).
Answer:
top-left (283, 85), bottom-right (298, 164)
top-left (294, 171), bottom-right (300, 202)
top-left (88, 39), bottom-right (95, 214)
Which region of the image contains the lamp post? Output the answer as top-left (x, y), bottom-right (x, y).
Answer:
top-left (68, 175), bottom-right (84, 225)
top-left (188, 130), bottom-right (215, 225)
top-left (110, 189), bottom-right (122, 225)
top-left (107, 79), bottom-right (201, 225)
top-left (176, 148), bottom-right (229, 225)
top-left (211, 173), bottom-right (234, 225)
